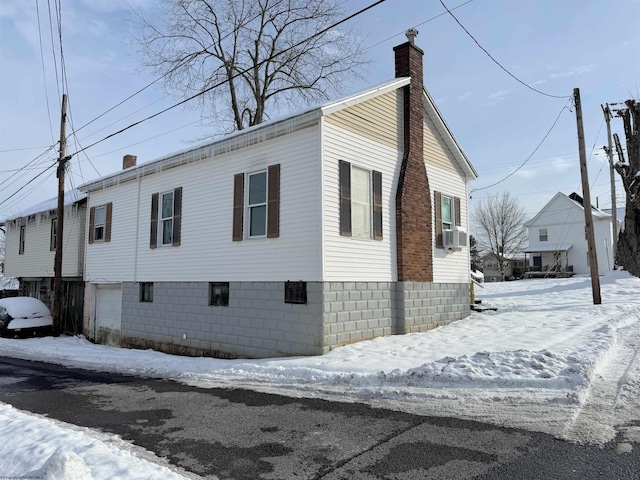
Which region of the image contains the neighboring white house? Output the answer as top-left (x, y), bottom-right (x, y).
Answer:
top-left (524, 192), bottom-right (618, 276)
top-left (78, 32), bottom-right (478, 358)
top-left (1, 189), bottom-right (87, 333)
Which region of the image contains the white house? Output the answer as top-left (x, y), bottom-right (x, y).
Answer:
top-left (524, 192), bottom-right (618, 276)
top-left (79, 32), bottom-right (478, 358)
top-left (1, 189), bottom-right (87, 333)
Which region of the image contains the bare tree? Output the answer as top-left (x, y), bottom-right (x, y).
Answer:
top-left (613, 99), bottom-right (640, 277)
top-left (473, 192), bottom-right (527, 281)
top-left (135, 0), bottom-right (368, 134)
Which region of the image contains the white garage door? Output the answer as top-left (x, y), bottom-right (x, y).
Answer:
top-left (96, 284), bottom-right (122, 345)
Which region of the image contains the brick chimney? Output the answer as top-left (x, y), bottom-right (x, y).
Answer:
top-left (394, 29), bottom-right (433, 282)
top-left (123, 154), bottom-right (137, 169)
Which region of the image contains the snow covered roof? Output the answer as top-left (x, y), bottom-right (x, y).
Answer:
top-left (524, 243), bottom-right (573, 253)
top-left (1, 189), bottom-right (87, 223)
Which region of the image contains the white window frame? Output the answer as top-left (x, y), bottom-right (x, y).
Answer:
top-left (247, 170), bottom-right (267, 239)
top-left (441, 194), bottom-right (454, 231)
top-left (94, 206), bottom-right (106, 242)
top-left (160, 190), bottom-right (174, 246)
top-left (351, 166), bottom-right (373, 239)
top-left (539, 228), bottom-right (548, 242)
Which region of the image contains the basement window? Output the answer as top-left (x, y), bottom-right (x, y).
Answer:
top-left (209, 282), bottom-right (229, 307)
top-left (284, 281), bottom-right (307, 305)
top-left (140, 282), bottom-right (153, 303)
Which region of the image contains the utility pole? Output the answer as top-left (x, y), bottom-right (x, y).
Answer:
top-left (53, 94), bottom-right (70, 336)
top-left (601, 104), bottom-right (618, 263)
top-left (574, 88), bottom-right (601, 304)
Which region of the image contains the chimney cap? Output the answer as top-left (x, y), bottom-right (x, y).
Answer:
top-left (405, 28), bottom-right (419, 44)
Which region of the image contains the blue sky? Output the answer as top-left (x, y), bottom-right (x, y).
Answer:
top-left (1, 0), bottom-right (639, 225)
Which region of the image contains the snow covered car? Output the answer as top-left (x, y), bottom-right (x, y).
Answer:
top-left (0, 297), bottom-right (53, 338)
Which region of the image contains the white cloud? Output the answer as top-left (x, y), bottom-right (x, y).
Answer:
top-left (549, 64), bottom-right (595, 79)
top-left (487, 89), bottom-right (512, 101)
top-left (553, 157), bottom-right (573, 172)
top-left (514, 168), bottom-right (537, 178)
top-left (456, 91), bottom-right (473, 101)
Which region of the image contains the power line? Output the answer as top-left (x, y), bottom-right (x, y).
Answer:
top-left (67, 0), bottom-right (388, 158)
top-left (365, 0), bottom-right (475, 50)
top-left (470, 98), bottom-right (572, 194)
top-left (68, 0), bottom-right (293, 139)
top-left (438, 0), bottom-right (570, 100)
top-left (0, 160), bottom-right (58, 208)
top-left (35, 0), bottom-right (55, 143)
top-left (1, 0), bottom-right (387, 212)
top-left (0, 145), bottom-right (57, 189)
top-left (0, 146), bottom-right (51, 153)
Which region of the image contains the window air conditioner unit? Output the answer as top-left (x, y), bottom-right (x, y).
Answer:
top-left (443, 229), bottom-right (462, 251)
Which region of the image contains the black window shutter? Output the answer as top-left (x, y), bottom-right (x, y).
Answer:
top-left (105, 202), bottom-right (112, 242)
top-left (267, 164), bottom-right (280, 238)
top-left (150, 193), bottom-right (159, 249)
top-left (454, 196), bottom-right (461, 227)
top-left (372, 170), bottom-right (383, 240)
top-left (434, 191), bottom-right (443, 248)
top-left (232, 173), bottom-right (244, 241)
top-left (172, 187), bottom-right (182, 246)
top-left (339, 160), bottom-right (351, 237)
top-left (88, 207), bottom-right (95, 244)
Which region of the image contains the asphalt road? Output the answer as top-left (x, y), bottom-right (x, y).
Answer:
top-left (0, 356), bottom-right (638, 479)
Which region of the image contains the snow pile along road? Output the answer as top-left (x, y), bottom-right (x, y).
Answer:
top-left (0, 271), bottom-right (639, 450)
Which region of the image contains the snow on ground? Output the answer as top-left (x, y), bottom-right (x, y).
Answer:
top-left (0, 271), bottom-right (639, 478)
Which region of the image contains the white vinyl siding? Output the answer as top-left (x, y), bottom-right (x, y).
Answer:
top-left (323, 121), bottom-right (401, 282)
top-left (85, 125), bottom-right (321, 282)
top-left (3, 205), bottom-right (86, 278)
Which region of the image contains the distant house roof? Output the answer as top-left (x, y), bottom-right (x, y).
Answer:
top-left (524, 243), bottom-right (573, 253)
top-left (80, 77), bottom-right (477, 192)
top-left (602, 207), bottom-right (626, 222)
top-left (524, 192), bottom-right (611, 227)
top-left (1, 189), bottom-right (87, 224)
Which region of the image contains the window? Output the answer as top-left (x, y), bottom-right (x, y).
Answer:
top-left (338, 160), bottom-right (382, 240)
top-left (441, 195), bottom-right (453, 231)
top-left (232, 165), bottom-right (280, 241)
top-left (351, 167), bottom-right (372, 238)
top-left (94, 206), bottom-right (106, 241)
top-left (434, 191), bottom-right (463, 249)
top-left (89, 203), bottom-right (112, 244)
top-left (50, 218), bottom-right (58, 251)
top-left (161, 191), bottom-right (174, 245)
top-left (539, 228), bottom-right (548, 242)
top-left (248, 171), bottom-right (267, 237)
top-left (150, 187), bottom-right (182, 248)
top-left (19, 225), bottom-right (25, 255)
top-left (140, 282), bottom-right (153, 302)
top-left (209, 282), bottom-right (229, 306)
top-left (285, 281), bottom-right (307, 304)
